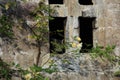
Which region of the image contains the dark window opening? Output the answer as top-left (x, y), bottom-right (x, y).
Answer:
top-left (49, 17), bottom-right (66, 54)
top-left (79, 17), bottom-right (95, 52)
top-left (79, 0), bottom-right (93, 5)
top-left (49, 0), bottom-right (63, 4)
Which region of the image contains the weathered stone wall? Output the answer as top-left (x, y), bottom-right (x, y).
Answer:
top-left (0, 0), bottom-right (119, 68)
top-left (50, 0), bottom-right (120, 54)
top-left (0, 0), bottom-right (120, 80)
top-left (0, 0), bottom-right (50, 68)
top-left (41, 53), bottom-right (120, 80)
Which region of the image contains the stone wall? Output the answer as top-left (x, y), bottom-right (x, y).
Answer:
top-left (0, 0), bottom-right (120, 80)
top-left (0, 0), bottom-right (49, 68)
top-left (51, 0), bottom-right (120, 53)
top-left (41, 53), bottom-right (120, 80)
top-left (0, 0), bottom-right (119, 68)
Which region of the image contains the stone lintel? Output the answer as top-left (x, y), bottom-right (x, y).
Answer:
top-left (50, 4), bottom-right (96, 17)
top-left (50, 5), bottom-right (68, 17)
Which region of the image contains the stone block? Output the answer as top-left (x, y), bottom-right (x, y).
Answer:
top-left (15, 49), bottom-right (36, 68)
top-left (106, 28), bottom-right (120, 45)
top-left (100, 74), bottom-right (110, 80)
top-left (51, 72), bottom-right (68, 80)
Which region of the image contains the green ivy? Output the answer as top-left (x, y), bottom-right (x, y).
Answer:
top-left (0, 59), bottom-right (12, 80)
top-left (0, 15), bottom-right (14, 38)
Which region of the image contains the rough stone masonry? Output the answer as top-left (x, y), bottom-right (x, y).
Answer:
top-left (0, 0), bottom-right (120, 80)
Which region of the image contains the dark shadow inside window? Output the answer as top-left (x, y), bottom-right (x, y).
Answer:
top-left (79, 17), bottom-right (95, 52)
top-left (49, 17), bottom-right (66, 54)
top-left (79, 0), bottom-right (93, 5)
top-left (49, 0), bottom-right (63, 4)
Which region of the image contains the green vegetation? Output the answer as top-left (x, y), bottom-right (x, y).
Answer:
top-left (90, 45), bottom-right (116, 63)
top-left (0, 0), bottom-right (54, 65)
top-left (0, 59), bottom-right (12, 80)
top-left (0, 15), bottom-right (14, 38)
top-left (0, 60), bottom-right (56, 80)
top-left (0, 0), bottom-right (119, 79)
top-left (114, 71), bottom-right (120, 77)
top-left (0, 0), bottom-right (56, 80)
top-left (17, 64), bottom-right (55, 80)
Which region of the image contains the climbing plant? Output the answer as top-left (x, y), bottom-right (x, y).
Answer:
top-left (0, 15), bottom-right (14, 38)
top-left (0, 0), bottom-right (55, 79)
top-left (0, 0), bottom-right (55, 65)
